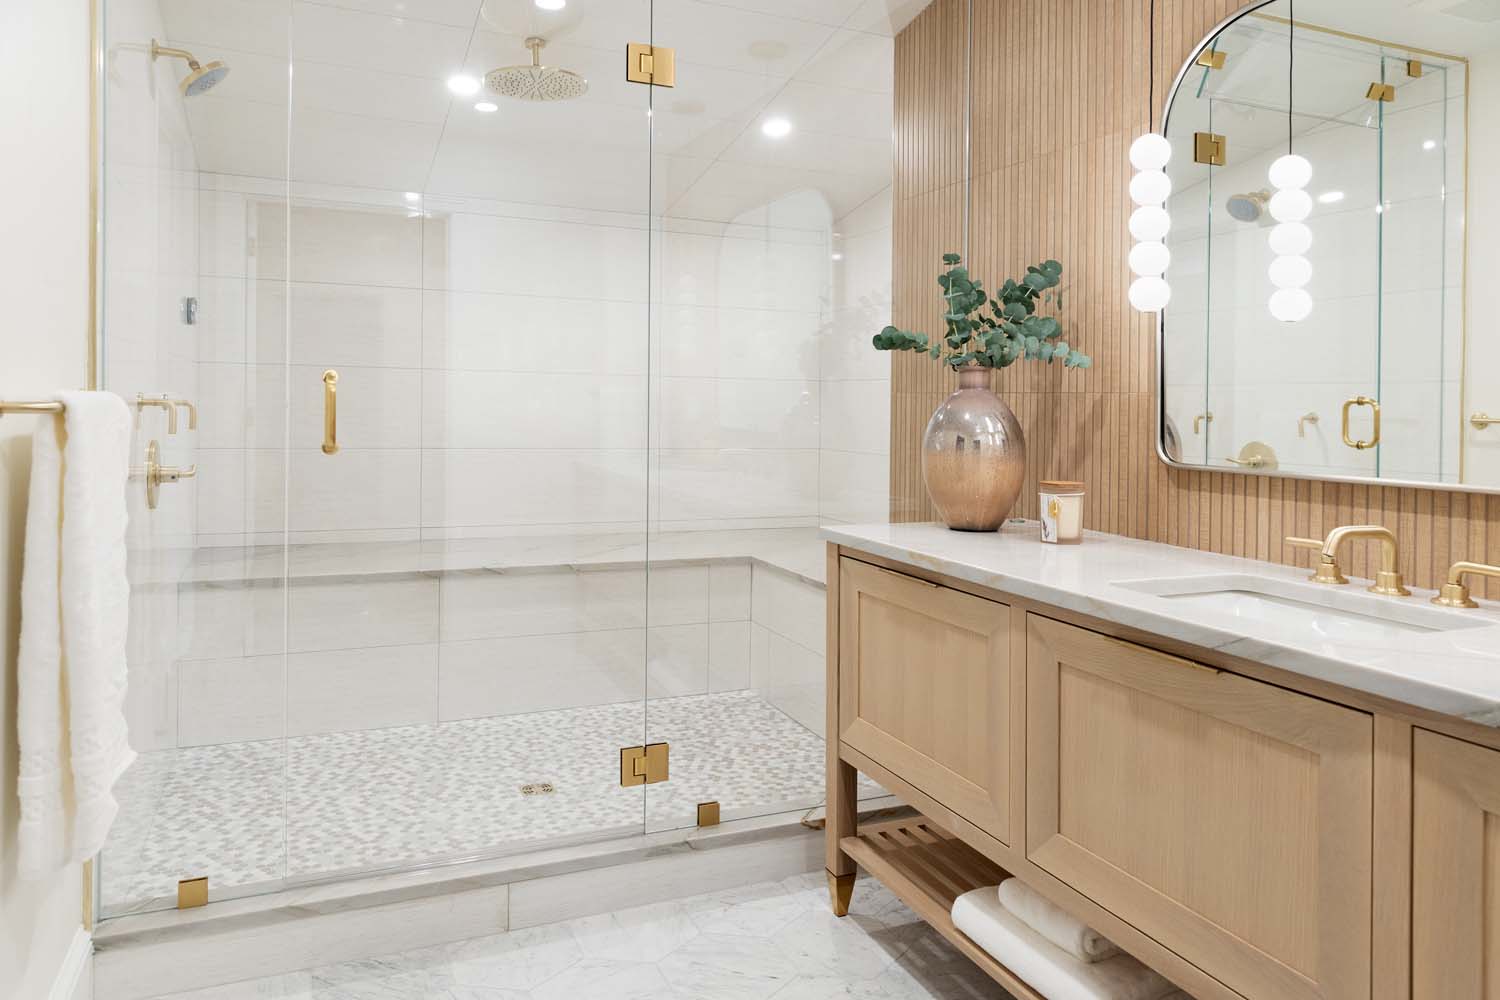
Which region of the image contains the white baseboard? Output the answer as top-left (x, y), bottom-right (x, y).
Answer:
top-left (49, 928), bottom-right (92, 1000)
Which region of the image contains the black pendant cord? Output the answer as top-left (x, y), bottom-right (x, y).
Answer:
top-left (1147, 0), bottom-right (1156, 133)
top-left (1287, 0), bottom-right (1295, 154)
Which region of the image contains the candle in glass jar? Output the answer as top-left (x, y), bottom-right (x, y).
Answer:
top-left (1039, 480), bottom-right (1085, 544)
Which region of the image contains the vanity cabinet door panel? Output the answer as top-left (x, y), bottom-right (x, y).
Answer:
top-left (837, 557), bottom-right (1013, 845)
top-left (1026, 614), bottom-right (1372, 1000)
top-left (1412, 729), bottom-right (1500, 999)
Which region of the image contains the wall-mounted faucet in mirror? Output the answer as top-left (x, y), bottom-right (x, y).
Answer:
top-left (1156, 0), bottom-right (1498, 491)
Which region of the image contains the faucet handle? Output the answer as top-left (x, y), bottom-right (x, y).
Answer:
top-left (169, 398), bottom-right (197, 430)
top-left (1433, 561), bottom-right (1500, 608)
top-left (1285, 536), bottom-right (1349, 585)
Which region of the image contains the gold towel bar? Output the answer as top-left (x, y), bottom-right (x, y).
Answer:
top-left (0, 400), bottom-right (64, 416)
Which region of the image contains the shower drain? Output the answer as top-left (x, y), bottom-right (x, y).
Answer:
top-left (519, 782), bottom-right (556, 796)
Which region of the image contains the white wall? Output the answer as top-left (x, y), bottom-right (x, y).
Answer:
top-left (0, 0), bottom-right (92, 996)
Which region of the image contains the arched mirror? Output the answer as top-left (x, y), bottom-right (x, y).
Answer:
top-left (1157, 0), bottom-right (1494, 490)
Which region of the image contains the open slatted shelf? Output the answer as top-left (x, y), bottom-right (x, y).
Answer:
top-left (840, 817), bottom-right (1046, 1000)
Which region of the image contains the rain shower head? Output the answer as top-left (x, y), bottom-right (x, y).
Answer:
top-left (484, 36), bottom-right (588, 102)
top-left (1226, 189), bottom-right (1271, 223)
top-left (151, 38), bottom-right (229, 96)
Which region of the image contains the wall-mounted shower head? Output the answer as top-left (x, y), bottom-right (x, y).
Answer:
top-left (1226, 189), bottom-right (1270, 223)
top-left (151, 39), bottom-right (229, 97)
top-left (484, 36), bottom-right (588, 102)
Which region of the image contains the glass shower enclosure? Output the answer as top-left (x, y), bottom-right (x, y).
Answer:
top-left (98, 0), bottom-right (912, 916)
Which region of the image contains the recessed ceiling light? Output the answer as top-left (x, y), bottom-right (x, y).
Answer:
top-left (831, 252), bottom-right (844, 261)
top-left (535, 0), bottom-right (566, 8)
top-left (403, 191), bottom-right (421, 203)
top-left (447, 74), bottom-right (481, 97)
top-left (761, 117), bottom-right (792, 139)
top-left (1423, 139), bottom-right (1437, 150)
top-left (1317, 190), bottom-right (1345, 204)
top-left (474, 100), bottom-right (498, 113)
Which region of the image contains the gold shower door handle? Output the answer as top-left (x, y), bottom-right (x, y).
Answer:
top-left (322, 370), bottom-right (339, 454)
top-left (1341, 396), bottom-right (1380, 450)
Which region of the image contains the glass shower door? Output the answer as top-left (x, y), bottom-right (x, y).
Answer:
top-left (278, 0), bottom-right (655, 882)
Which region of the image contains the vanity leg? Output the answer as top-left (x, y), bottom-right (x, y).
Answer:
top-left (826, 542), bottom-right (858, 916)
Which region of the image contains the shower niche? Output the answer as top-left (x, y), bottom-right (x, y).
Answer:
top-left (96, 0), bottom-right (921, 916)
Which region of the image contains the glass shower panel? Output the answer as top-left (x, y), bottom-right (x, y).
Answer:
top-left (641, 3), bottom-right (920, 834)
top-left (98, 0), bottom-right (293, 916)
top-left (1376, 53), bottom-right (1463, 483)
top-left (279, 0), bottom-right (654, 880)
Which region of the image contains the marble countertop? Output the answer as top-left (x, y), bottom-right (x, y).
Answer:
top-left (823, 521), bottom-right (1500, 728)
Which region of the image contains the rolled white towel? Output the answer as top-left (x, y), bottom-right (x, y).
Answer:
top-left (999, 877), bottom-right (1120, 963)
top-left (953, 887), bottom-right (1179, 1000)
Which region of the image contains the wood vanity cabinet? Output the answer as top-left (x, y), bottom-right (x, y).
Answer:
top-left (1411, 729), bottom-right (1500, 998)
top-left (1026, 615), bottom-right (1373, 1000)
top-left (835, 556), bottom-right (1016, 844)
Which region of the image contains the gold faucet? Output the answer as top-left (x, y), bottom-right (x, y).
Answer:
top-left (1432, 561), bottom-right (1500, 608)
top-left (1285, 525), bottom-right (1410, 596)
top-left (135, 394), bottom-right (177, 434)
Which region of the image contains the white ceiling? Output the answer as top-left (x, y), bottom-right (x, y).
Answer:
top-left (155, 0), bottom-right (936, 222)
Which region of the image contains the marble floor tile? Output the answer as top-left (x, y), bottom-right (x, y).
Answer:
top-left (103, 691), bottom-right (879, 912)
top-left (148, 875), bottom-right (1019, 1000)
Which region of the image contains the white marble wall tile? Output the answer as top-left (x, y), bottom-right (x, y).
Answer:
top-left (751, 565), bottom-right (824, 653)
top-left (708, 563), bottom-right (751, 621)
top-left (281, 449), bottom-right (422, 533)
top-left (819, 379), bottom-right (889, 456)
top-left (256, 202), bottom-right (423, 287)
top-left (422, 371), bottom-right (649, 450)
top-left (193, 450), bottom-right (249, 537)
top-left (818, 450), bottom-right (889, 526)
top-left (708, 621), bottom-right (752, 692)
top-left (422, 290), bottom-right (649, 376)
top-left (647, 624), bottom-right (711, 698)
top-left (287, 574), bottom-right (439, 653)
top-left (123, 659), bottom-right (178, 753)
top-left (421, 449), bottom-right (647, 530)
top-left (656, 378), bottom-right (820, 451)
top-left (286, 644), bottom-right (439, 736)
top-left (438, 630), bottom-right (647, 720)
top-left (656, 450), bottom-right (818, 523)
top-left (255, 279), bottom-right (424, 368)
top-left (180, 580), bottom-right (286, 661)
top-left (425, 212), bottom-right (648, 299)
top-left (178, 655), bottom-right (286, 746)
top-left (195, 275), bottom-right (249, 363)
top-left (440, 568), bottom-right (648, 642)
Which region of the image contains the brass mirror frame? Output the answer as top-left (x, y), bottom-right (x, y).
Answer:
top-left (1154, 0), bottom-right (1479, 493)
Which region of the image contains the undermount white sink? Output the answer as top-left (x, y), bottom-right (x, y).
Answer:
top-left (1115, 573), bottom-right (1491, 643)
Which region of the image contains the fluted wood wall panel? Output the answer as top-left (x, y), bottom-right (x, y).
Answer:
top-left (891, 0), bottom-right (1500, 596)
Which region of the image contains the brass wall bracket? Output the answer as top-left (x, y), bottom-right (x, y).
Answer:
top-left (1194, 132), bottom-right (1226, 166)
top-left (177, 876), bottom-right (208, 909)
top-left (626, 43), bottom-right (675, 87)
top-left (620, 742), bottom-right (669, 786)
top-left (1196, 49), bottom-right (1227, 70)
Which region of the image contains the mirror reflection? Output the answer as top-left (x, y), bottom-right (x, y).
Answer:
top-left (1159, 0), bottom-right (1496, 489)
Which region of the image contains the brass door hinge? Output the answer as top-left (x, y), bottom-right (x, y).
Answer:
top-left (697, 801), bottom-right (721, 827)
top-left (1407, 59), bottom-right (1423, 78)
top-left (1194, 132), bottom-right (1226, 166)
top-left (620, 742), bottom-right (669, 786)
top-left (1367, 82), bottom-right (1396, 102)
top-left (177, 876), bottom-right (208, 909)
top-left (626, 42), bottom-right (675, 87)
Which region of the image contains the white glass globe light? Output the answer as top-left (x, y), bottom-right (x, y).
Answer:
top-left (1268, 221), bottom-right (1313, 256)
top-left (1129, 133), bottom-right (1172, 171)
top-left (1129, 206), bottom-right (1171, 242)
top-left (1129, 170), bottom-right (1172, 207)
top-left (1268, 254), bottom-right (1312, 289)
top-left (1268, 153), bottom-right (1313, 190)
top-left (1269, 287), bottom-right (1314, 322)
top-left (1269, 187), bottom-right (1313, 223)
top-left (1129, 276), bottom-right (1172, 312)
top-left (1128, 241), bottom-right (1171, 277)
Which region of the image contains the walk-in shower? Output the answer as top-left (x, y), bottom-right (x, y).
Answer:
top-left (97, 0), bottom-right (930, 918)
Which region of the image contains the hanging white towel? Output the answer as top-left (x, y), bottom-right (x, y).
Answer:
top-left (999, 877), bottom-right (1121, 963)
top-left (16, 390), bottom-right (134, 879)
top-left (953, 887), bottom-right (1180, 1000)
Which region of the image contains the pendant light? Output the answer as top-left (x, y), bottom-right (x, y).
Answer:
top-left (1268, 0), bottom-right (1313, 322)
top-left (1129, 0), bottom-right (1171, 313)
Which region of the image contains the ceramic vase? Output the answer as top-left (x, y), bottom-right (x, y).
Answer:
top-left (921, 366), bottom-right (1026, 531)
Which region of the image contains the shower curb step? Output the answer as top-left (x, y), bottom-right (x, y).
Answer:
top-left (93, 799), bottom-right (906, 1000)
